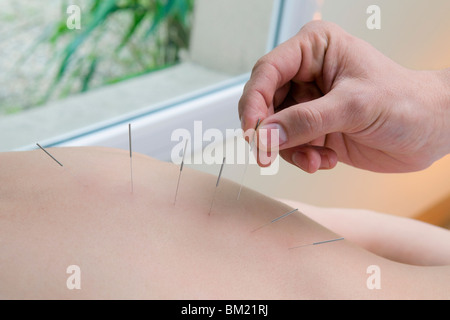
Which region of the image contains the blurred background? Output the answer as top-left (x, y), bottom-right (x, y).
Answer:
top-left (0, 0), bottom-right (194, 116)
top-left (0, 0), bottom-right (449, 227)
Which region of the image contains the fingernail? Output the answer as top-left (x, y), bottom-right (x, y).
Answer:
top-left (319, 154), bottom-right (331, 169)
top-left (292, 151), bottom-right (309, 172)
top-left (258, 123), bottom-right (287, 149)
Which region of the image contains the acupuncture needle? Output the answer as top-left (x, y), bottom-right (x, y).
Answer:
top-left (36, 143), bottom-right (64, 167)
top-left (237, 118), bottom-right (261, 200)
top-left (251, 208), bottom-right (299, 233)
top-left (208, 156), bottom-right (226, 215)
top-left (288, 237), bottom-right (345, 250)
top-left (128, 123), bottom-right (134, 193)
top-left (174, 138), bottom-right (189, 205)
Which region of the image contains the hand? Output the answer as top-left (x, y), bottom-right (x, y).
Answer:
top-left (239, 21), bottom-right (450, 173)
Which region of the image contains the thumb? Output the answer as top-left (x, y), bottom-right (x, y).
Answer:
top-left (257, 91), bottom-right (348, 150)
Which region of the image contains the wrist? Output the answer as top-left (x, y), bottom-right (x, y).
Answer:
top-left (408, 68), bottom-right (450, 161)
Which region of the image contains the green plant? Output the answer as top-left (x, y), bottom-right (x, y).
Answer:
top-left (31, 0), bottom-right (194, 105)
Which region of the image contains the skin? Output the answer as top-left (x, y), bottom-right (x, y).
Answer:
top-left (280, 200), bottom-right (450, 267)
top-left (0, 147), bottom-right (449, 299)
top-left (239, 21), bottom-right (450, 174)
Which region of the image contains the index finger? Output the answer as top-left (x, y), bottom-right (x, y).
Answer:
top-left (238, 20), bottom-right (334, 133)
top-left (238, 38), bottom-right (302, 132)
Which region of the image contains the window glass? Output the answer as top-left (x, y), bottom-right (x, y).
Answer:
top-left (1, 0), bottom-right (194, 114)
top-left (0, 0), bottom-right (278, 151)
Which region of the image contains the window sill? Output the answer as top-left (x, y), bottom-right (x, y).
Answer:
top-left (2, 62), bottom-right (232, 152)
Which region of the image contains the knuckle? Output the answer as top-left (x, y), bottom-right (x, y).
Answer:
top-left (252, 55), bottom-right (281, 85)
top-left (294, 106), bottom-right (325, 136)
top-left (299, 20), bottom-right (342, 38)
top-left (338, 83), bottom-right (372, 130)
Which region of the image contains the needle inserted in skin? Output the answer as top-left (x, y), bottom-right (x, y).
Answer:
top-left (128, 123), bottom-right (133, 193)
top-left (36, 143), bottom-right (63, 167)
top-left (36, 142), bottom-right (88, 186)
top-left (208, 156), bottom-right (226, 215)
top-left (174, 139), bottom-right (189, 205)
top-left (251, 208), bottom-right (299, 233)
top-left (288, 237), bottom-right (345, 250)
top-left (237, 118), bottom-right (261, 200)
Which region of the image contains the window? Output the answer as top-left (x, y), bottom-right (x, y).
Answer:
top-left (0, 0), bottom-right (313, 155)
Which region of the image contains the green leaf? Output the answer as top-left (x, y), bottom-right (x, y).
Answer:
top-left (81, 57), bottom-right (99, 92)
top-left (33, 0), bottom-right (194, 106)
top-left (144, 0), bottom-right (176, 38)
top-left (54, 0), bottom-right (118, 82)
top-left (117, 9), bottom-right (147, 52)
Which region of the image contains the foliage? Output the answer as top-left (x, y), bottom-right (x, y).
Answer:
top-left (32, 0), bottom-right (194, 104)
